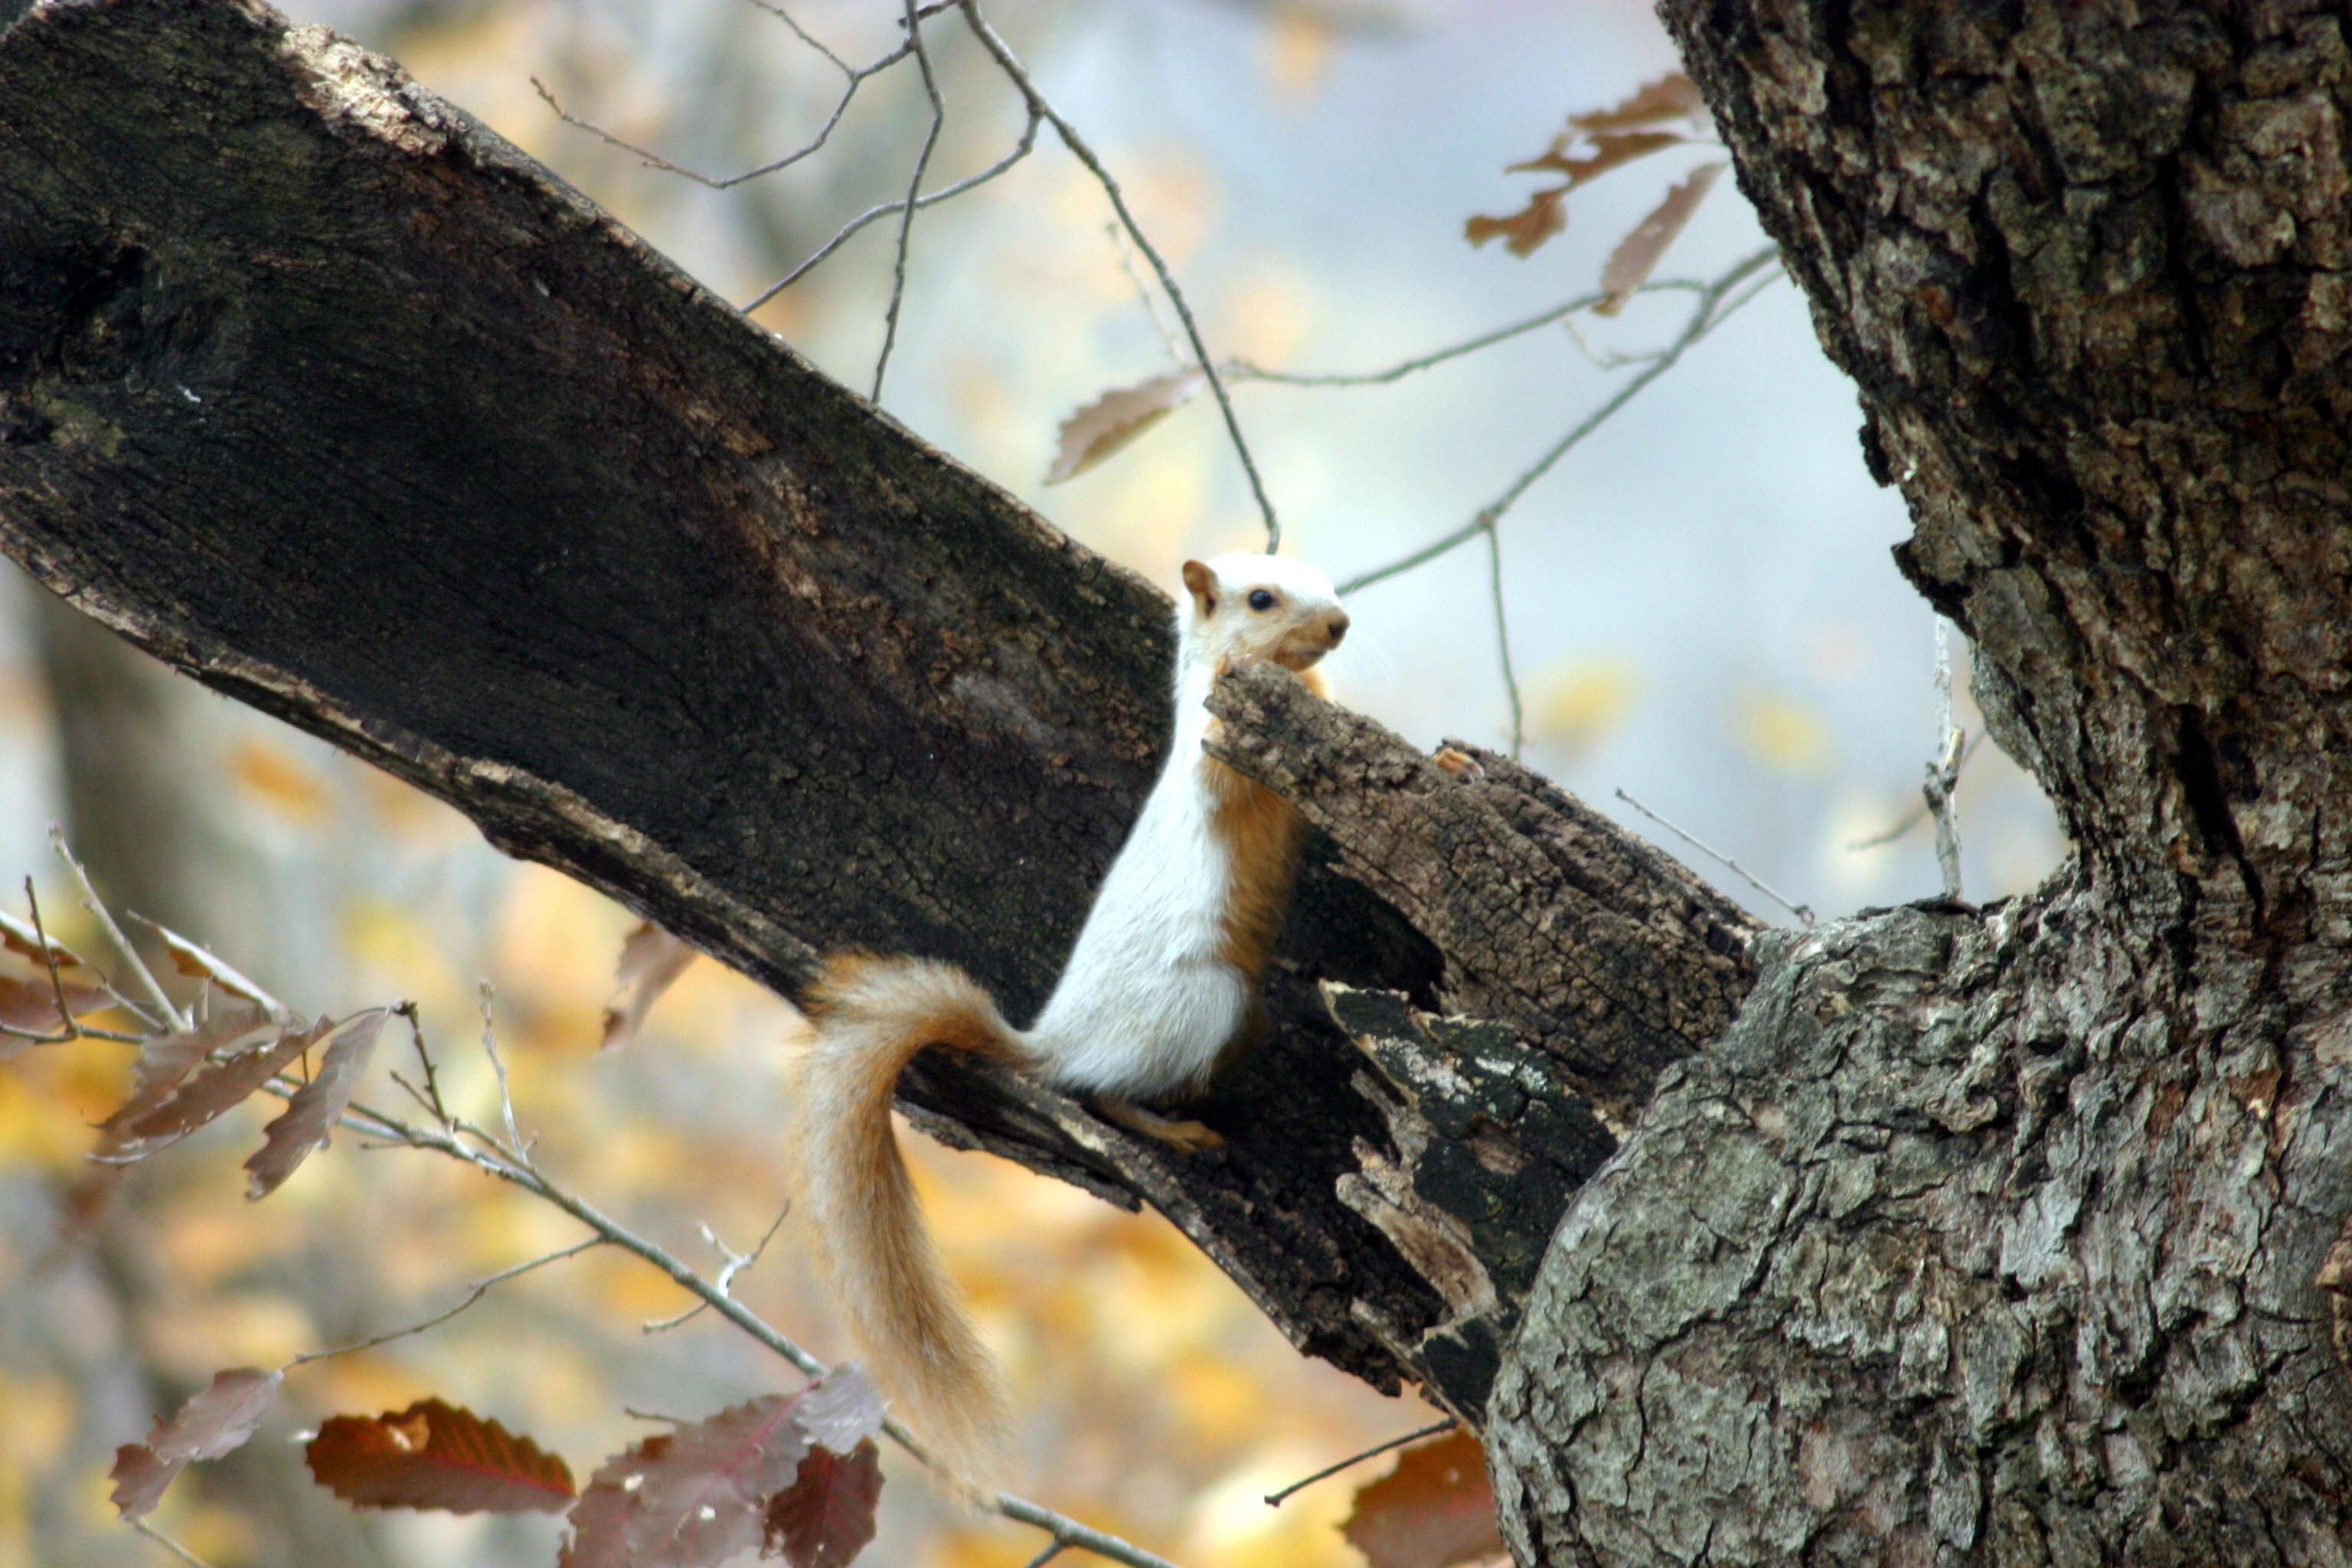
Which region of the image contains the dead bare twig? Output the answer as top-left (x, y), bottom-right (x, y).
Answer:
top-left (1338, 246), bottom-right (1780, 596)
top-left (955, 1), bottom-right (1279, 554)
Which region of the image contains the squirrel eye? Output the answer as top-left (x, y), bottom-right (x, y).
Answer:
top-left (1247, 589), bottom-right (1276, 612)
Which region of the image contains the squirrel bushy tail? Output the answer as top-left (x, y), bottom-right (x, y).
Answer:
top-left (796, 953), bottom-right (1030, 1486)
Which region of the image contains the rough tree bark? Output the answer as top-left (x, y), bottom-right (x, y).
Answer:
top-left (5, 1), bottom-right (2348, 1564)
top-left (1485, 4), bottom-right (2352, 1565)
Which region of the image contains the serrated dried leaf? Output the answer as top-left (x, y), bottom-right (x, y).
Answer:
top-left (110, 1367), bottom-right (285, 1518)
top-left (0, 907), bottom-right (83, 969)
top-left (245, 1008), bottom-right (389, 1198)
top-left (109, 1444), bottom-right (181, 1521)
top-left (562, 1396), bottom-right (811, 1568)
top-left (600, 923), bottom-right (696, 1053)
top-left (306, 1397), bottom-right (576, 1514)
top-left (1464, 188), bottom-right (1566, 257)
top-left (1596, 162), bottom-right (1725, 316)
top-left (108, 1015), bottom-right (330, 1155)
top-left (1044, 368), bottom-right (1204, 484)
top-left (762, 1440), bottom-right (880, 1568)
top-left (96, 1003), bottom-right (274, 1142)
top-left (146, 919), bottom-right (285, 1015)
top-left (1510, 130), bottom-right (1684, 187)
top-left (1341, 1429), bottom-right (1504, 1568)
top-left (1567, 71), bottom-right (1704, 134)
top-left (152, 1367), bottom-right (285, 1462)
top-left (791, 1365), bottom-right (883, 1456)
top-left (559, 1454), bottom-right (639, 1568)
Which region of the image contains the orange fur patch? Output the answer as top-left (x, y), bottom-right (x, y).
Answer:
top-left (1204, 756), bottom-right (1305, 985)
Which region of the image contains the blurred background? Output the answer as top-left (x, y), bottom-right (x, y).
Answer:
top-left (0, 0), bottom-right (2068, 1564)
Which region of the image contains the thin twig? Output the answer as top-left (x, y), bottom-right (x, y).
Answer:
top-left (643, 1202), bottom-right (792, 1334)
top-left (477, 981), bottom-right (531, 1169)
top-left (1338, 246), bottom-right (1781, 596)
top-left (0, 878), bottom-right (122, 1045)
top-left (1109, 222), bottom-right (1188, 366)
top-left (0, 1016), bottom-right (142, 1045)
top-left (49, 826), bottom-right (181, 1031)
top-left (957, 0), bottom-right (1281, 553)
top-left (1263, 1416), bottom-right (1458, 1506)
top-left (23, 880), bottom-right (77, 1036)
top-left (1927, 618), bottom-right (1965, 900)
top-left (745, 0), bottom-right (852, 72)
top-left (130, 1519), bottom-right (220, 1568)
top-left (529, 0), bottom-right (955, 191)
top-left (1484, 528), bottom-right (1524, 759)
top-left (1847, 730), bottom-right (1987, 850)
top-left (1560, 309), bottom-right (1668, 372)
top-left (283, 1237), bottom-right (604, 1368)
top-left (993, 1493), bottom-right (1184, 1568)
top-left (1613, 786), bottom-right (1814, 926)
top-left (397, 1001), bottom-right (448, 1125)
top-left (743, 109), bottom-right (1041, 312)
top-left (871, 0), bottom-right (946, 402)
top-left (1227, 288), bottom-right (1716, 388)
top-left (1021, 1543), bottom-right (1070, 1568)
top-left (284, 1084), bottom-right (1185, 1568)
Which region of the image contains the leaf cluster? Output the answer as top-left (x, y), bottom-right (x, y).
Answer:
top-left (1465, 73), bottom-right (1727, 314)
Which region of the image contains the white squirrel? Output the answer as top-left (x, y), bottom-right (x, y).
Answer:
top-left (793, 552), bottom-right (1349, 1482)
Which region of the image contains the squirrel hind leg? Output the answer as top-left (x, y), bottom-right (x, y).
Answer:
top-left (1096, 1094), bottom-right (1225, 1150)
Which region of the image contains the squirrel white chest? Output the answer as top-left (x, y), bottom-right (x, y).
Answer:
top-left (1024, 745), bottom-right (1251, 1099)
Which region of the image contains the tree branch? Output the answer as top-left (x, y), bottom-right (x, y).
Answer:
top-left (0, 0), bottom-right (1751, 1426)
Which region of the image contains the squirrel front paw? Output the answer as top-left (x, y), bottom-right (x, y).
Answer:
top-left (1096, 1095), bottom-right (1225, 1151)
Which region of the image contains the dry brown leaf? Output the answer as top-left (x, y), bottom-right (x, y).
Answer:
top-left (789, 1366), bottom-right (883, 1455)
top-left (1510, 130), bottom-right (1684, 187)
top-left (1044, 368), bottom-right (1204, 484)
top-left (245, 1008), bottom-right (389, 1197)
top-left (0, 906), bottom-right (83, 970)
top-left (109, 1443), bottom-right (181, 1521)
top-left (0, 972), bottom-right (109, 1058)
top-left (1467, 73), bottom-right (1709, 263)
top-left (305, 1397), bottom-right (577, 1514)
top-left (110, 1367), bottom-right (285, 1519)
top-left (1464, 188), bottom-right (1566, 257)
top-left (145, 918), bottom-right (284, 1014)
top-left (106, 1015), bottom-right (330, 1156)
top-left (1596, 162), bottom-right (1726, 316)
top-left (561, 1395), bottom-right (810, 1568)
top-left (1341, 1429), bottom-right (1504, 1568)
top-left (96, 1003), bottom-right (274, 1142)
top-left (1567, 71), bottom-right (1704, 134)
top-left (600, 923), bottom-right (697, 1052)
top-left (763, 1440), bottom-right (881, 1568)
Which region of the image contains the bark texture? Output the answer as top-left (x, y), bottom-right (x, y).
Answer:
top-left (1485, 3), bottom-right (2352, 1563)
top-left (0, 0), bottom-right (1743, 1427)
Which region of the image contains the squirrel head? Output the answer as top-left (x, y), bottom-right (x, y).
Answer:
top-left (1180, 553), bottom-right (1350, 673)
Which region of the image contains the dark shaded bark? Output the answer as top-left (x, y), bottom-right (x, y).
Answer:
top-left (0, 0), bottom-right (1743, 1429)
top-left (1484, 3), bottom-right (2352, 1564)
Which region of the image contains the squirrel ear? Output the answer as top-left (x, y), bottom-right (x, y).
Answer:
top-left (1181, 559), bottom-right (1218, 616)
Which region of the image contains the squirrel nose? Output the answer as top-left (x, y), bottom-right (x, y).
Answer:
top-left (1326, 612), bottom-right (1350, 645)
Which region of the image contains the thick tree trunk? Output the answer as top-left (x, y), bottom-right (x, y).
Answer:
top-left (1485, 4), bottom-right (2352, 1564)
top-left (8, 1), bottom-right (2350, 1563)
